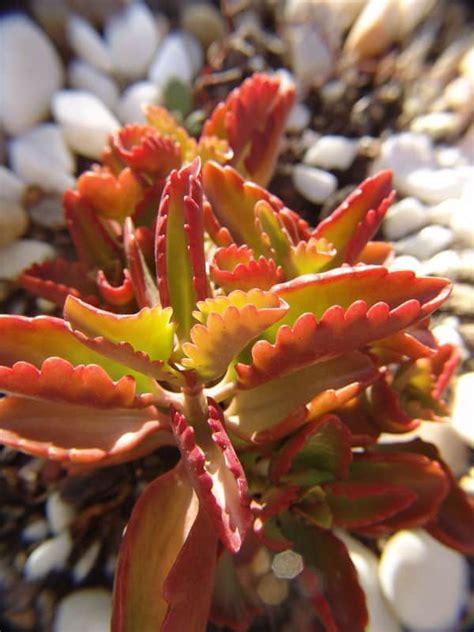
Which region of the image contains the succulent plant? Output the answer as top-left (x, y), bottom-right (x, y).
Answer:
top-left (1, 73), bottom-right (472, 632)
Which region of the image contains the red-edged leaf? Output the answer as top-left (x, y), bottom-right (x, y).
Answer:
top-left (109, 124), bottom-right (181, 176)
top-left (349, 452), bottom-right (449, 533)
top-left (430, 343), bottom-right (460, 399)
top-left (19, 258), bottom-right (100, 308)
top-left (355, 240), bottom-right (393, 265)
top-left (280, 515), bottom-right (368, 632)
top-left (237, 267), bottom-right (451, 388)
top-left (312, 171), bottom-right (395, 266)
top-left (96, 269), bottom-right (135, 307)
top-left (270, 414), bottom-right (353, 485)
top-left (373, 329), bottom-right (438, 361)
top-left (182, 290), bottom-right (287, 381)
top-left (0, 396), bottom-right (170, 464)
top-left (335, 396), bottom-right (380, 447)
top-left (0, 358), bottom-right (149, 407)
top-left (124, 217), bottom-right (160, 308)
top-left (112, 463), bottom-right (218, 632)
top-left (64, 189), bottom-right (122, 272)
top-left (203, 161), bottom-right (283, 253)
top-left (369, 373), bottom-right (420, 433)
top-left (211, 245), bottom-right (284, 292)
top-left (227, 352), bottom-right (377, 444)
top-left (202, 73), bottom-right (295, 186)
top-left (324, 481), bottom-right (417, 528)
top-left (155, 159), bottom-right (208, 338)
top-left (145, 104), bottom-right (198, 162)
top-left (252, 486), bottom-right (299, 551)
top-left (171, 399), bottom-right (251, 553)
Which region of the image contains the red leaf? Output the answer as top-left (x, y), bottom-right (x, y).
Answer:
top-left (211, 244), bottom-right (284, 292)
top-left (96, 269), bottom-right (135, 307)
top-left (370, 373), bottom-right (420, 433)
top-left (124, 217), bottom-right (160, 309)
top-left (171, 399), bottom-right (251, 553)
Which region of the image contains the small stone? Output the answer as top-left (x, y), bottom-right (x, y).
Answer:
top-left (9, 124), bottom-right (75, 194)
top-left (257, 573), bottom-right (289, 606)
top-left (433, 321), bottom-right (467, 359)
top-left (425, 199), bottom-right (459, 226)
top-left (459, 250), bottom-right (474, 281)
top-left (395, 225), bottom-right (454, 260)
top-left (46, 491), bottom-right (76, 534)
top-left (422, 249), bottom-right (462, 279)
top-left (22, 519), bottom-right (49, 544)
top-left (0, 197), bottom-right (29, 248)
top-left (0, 166), bottom-right (26, 203)
top-left (54, 588), bottom-right (112, 632)
top-left (411, 112), bottom-right (463, 140)
top-left (0, 15), bottom-right (63, 135)
top-left (304, 135), bottom-right (358, 171)
top-left (389, 255), bottom-right (423, 274)
top-left (286, 103), bottom-right (311, 133)
top-left (379, 529), bottom-right (468, 631)
top-left (451, 373), bottom-right (474, 447)
top-left (435, 146), bottom-right (465, 169)
top-left (415, 421), bottom-right (469, 478)
top-left (272, 550), bottom-right (304, 580)
top-left (337, 531), bottom-right (401, 632)
top-left (383, 197), bottom-right (427, 240)
top-left (292, 164), bottom-right (337, 204)
top-left (250, 548), bottom-right (272, 576)
top-left (52, 90), bottom-right (120, 160)
top-left (180, 32), bottom-right (204, 78)
top-left (73, 541), bottom-right (101, 583)
top-left (24, 532), bottom-right (72, 581)
top-left (69, 60), bottom-right (119, 112)
top-left (148, 32), bottom-right (194, 89)
top-left (105, 2), bottom-right (160, 79)
top-left (443, 283), bottom-right (474, 317)
top-left (117, 81), bottom-right (161, 124)
top-left (451, 201), bottom-right (474, 247)
top-left (0, 239), bottom-right (55, 281)
top-left (67, 14), bottom-right (112, 74)
top-left (404, 167), bottom-right (465, 205)
top-left (444, 76), bottom-right (474, 111)
top-left (459, 46), bottom-right (474, 82)
top-left (181, 3), bottom-right (226, 49)
top-left (29, 195), bottom-right (66, 230)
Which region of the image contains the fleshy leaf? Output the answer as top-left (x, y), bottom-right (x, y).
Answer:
top-left (155, 159), bottom-right (208, 338)
top-left (369, 373), bottom-right (420, 433)
top-left (237, 267), bottom-right (451, 388)
top-left (201, 73), bottom-right (295, 186)
top-left (312, 171), bottom-right (395, 266)
top-left (270, 414), bottom-right (353, 485)
top-left (64, 189), bottom-right (123, 273)
top-left (64, 296), bottom-right (175, 363)
top-left (203, 161), bottom-right (283, 253)
top-left (171, 399), bottom-right (251, 553)
top-left (0, 396), bottom-right (170, 464)
top-left (211, 245), bottom-right (284, 292)
top-left (96, 269), bottom-right (135, 307)
top-left (349, 452), bottom-right (449, 533)
top-left (145, 105), bottom-right (198, 162)
top-left (280, 515), bottom-right (368, 632)
top-left (182, 290), bottom-right (287, 380)
top-left (124, 217), bottom-right (160, 309)
top-left (112, 463), bottom-right (217, 632)
top-left (323, 481), bottom-right (417, 528)
top-left (356, 240), bottom-right (393, 265)
top-left (227, 352), bottom-right (377, 443)
top-left (289, 237), bottom-right (337, 276)
top-left (19, 258), bottom-right (100, 308)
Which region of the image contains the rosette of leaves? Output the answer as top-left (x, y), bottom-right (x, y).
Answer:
top-left (1, 75), bottom-right (473, 632)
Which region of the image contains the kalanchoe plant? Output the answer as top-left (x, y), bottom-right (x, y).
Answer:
top-left (1, 73), bottom-right (473, 632)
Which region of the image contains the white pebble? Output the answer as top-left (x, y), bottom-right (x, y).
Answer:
top-left (411, 112), bottom-right (463, 140)
top-left (292, 164), bottom-right (337, 204)
top-left (257, 573), bottom-right (289, 606)
top-left (272, 550), bottom-right (304, 579)
top-left (285, 102), bottom-right (311, 133)
top-left (379, 530), bottom-right (468, 631)
top-left (425, 199), bottom-right (459, 226)
top-left (422, 249), bottom-right (462, 279)
top-left (383, 197), bottom-right (427, 240)
top-left (148, 32), bottom-right (194, 89)
top-left (451, 201), bottom-right (474, 248)
top-left (417, 421), bottom-right (469, 478)
top-left (459, 46), bottom-right (474, 83)
top-left (337, 531), bottom-right (401, 632)
top-left (54, 588), bottom-right (112, 632)
top-left (404, 167), bottom-right (465, 205)
top-left (452, 373), bottom-right (474, 447)
top-left (52, 90), bottom-right (120, 160)
top-left (395, 225), bottom-right (454, 260)
top-left (67, 14), bottom-right (112, 74)
top-left (444, 76), bottom-right (474, 111)
top-left (0, 197), bottom-right (29, 248)
top-left (73, 541), bottom-right (101, 583)
top-left (304, 135), bottom-right (358, 171)
top-left (0, 239), bottom-right (55, 281)
top-left (9, 124), bottom-right (75, 194)
top-left (46, 491), bottom-right (76, 534)
top-left (0, 15), bottom-right (63, 135)
top-left (435, 146), bottom-right (465, 169)
top-left (433, 321), bottom-right (467, 359)
top-left (105, 2), bottom-right (160, 79)
top-left (117, 81), bottom-right (161, 124)
top-left (22, 519), bottom-right (49, 543)
top-left (24, 532), bottom-right (72, 581)
top-left (178, 31), bottom-right (204, 78)
top-left (389, 255), bottom-right (423, 274)
top-left (0, 166), bottom-right (26, 203)
top-left (69, 60), bottom-right (119, 112)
